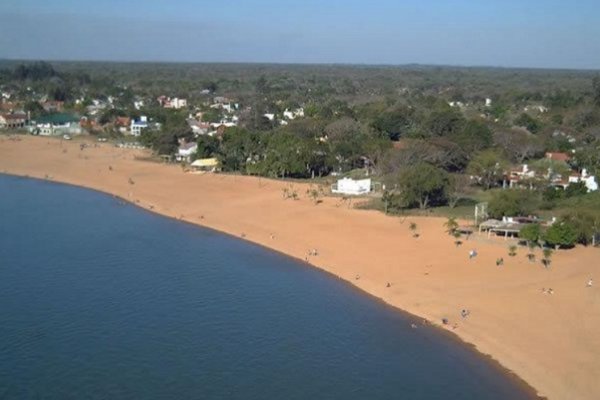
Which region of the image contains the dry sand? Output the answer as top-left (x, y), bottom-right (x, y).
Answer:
top-left (1, 135), bottom-right (599, 400)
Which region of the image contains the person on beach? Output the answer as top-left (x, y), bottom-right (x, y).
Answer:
top-left (587, 278), bottom-right (593, 287)
top-left (469, 249), bottom-right (477, 259)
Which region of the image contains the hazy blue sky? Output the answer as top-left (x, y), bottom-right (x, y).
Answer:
top-left (1, 0), bottom-right (599, 69)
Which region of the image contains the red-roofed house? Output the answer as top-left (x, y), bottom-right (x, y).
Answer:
top-left (0, 112), bottom-right (27, 129)
top-left (545, 152), bottom-right (570, 162)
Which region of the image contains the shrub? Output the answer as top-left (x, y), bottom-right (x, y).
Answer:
top-left (519, 223), bottom-right (542, 246)
top-left (565, 181), bottom-right (588, 198)
top-left (543, 221), bottom-right (578, 249)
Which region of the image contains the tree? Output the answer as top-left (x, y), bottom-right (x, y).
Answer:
top-left (560, 210), bottom-right (600, 246)
top-left (195, 135), bottom-right (220, 159)
top-left (372, 106), bottom-right (414, 140)
top-left (514, 113), bottom-right (542, 134)
top-left (508, 244), bottom-right (517, 257)
top-left (494, 129), bottom-right (544, 163)
top-left (447, 174), bottom-right (470, 208)
top-left (409, 222), bottom-right (419, 238)
top-left (427, 108), bottom-right (465, 137)
top-left (448, 120), bottom-right (493, 155)
top-left (519, 223), bottom-right (542, 247)
top-left (593, 76), bottom-right (600, 107)
top-left (467, 150), bottom-right (508, 189)
top-left (565, 181), bottom-right (588, 198)
top-left (392, 163), bottom-right (450, 209)
top-left (444, 217), bottom-right (459, 236)
top-left (543, 221), bottom-right (578, 249)
top-left (488, 190), bottom-right (539, 219)
top-left (542, 248), bottom-right (553, 268)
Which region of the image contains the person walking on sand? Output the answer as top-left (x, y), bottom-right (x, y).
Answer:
top-left (587, 278), bottom-right (593, 287)
top-left (469, 249), bottom-right (477, 259)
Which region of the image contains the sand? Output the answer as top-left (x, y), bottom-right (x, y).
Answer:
top-left (1, 135), bottom-right (599, 400)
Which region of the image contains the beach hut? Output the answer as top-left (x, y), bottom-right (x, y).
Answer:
top-left (190, 157), bottom-right (220, 173)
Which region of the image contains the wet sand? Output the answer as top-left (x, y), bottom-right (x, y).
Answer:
top-left (1, 135), bottom-right (599, 400)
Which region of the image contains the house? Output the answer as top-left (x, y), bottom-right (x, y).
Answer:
top-left (0, 112), bottom-right (27, 129)
top-left (506, 164), bottom-right (536, 188)
top-left (566, 169), bottom-right (598, 192)
top-left (190, 157), bottom-right (220, 172)
top-left (485, 98), bottom-right (492, 107)
top-left (545, 152), bottom-right (571, 163)
top-left (524, 105), bottom-right (548, 113)
top-left (331, 178), bottom-right (372, 195)
top-left (263, 113), bottom-right (275, 121)
top-left (187, 118), bottom-right (210, 136)
top-left (32, 113), bottom-right (82, 136)
top-left (130, 116), bottom-right (148, 136)
top-left (79, 116), bottom-right (101, 131)
top-left (176, 141), bottom-right (198, 163)
top-left (158, 96), bottom-right (187, 109)
top-left (283, 107), bottom-right (305, 120)
top-left (41, 101), bottom-right (64, 113)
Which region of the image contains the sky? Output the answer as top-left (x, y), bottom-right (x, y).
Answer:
top-left (1, 0), bottom-right (599, 69)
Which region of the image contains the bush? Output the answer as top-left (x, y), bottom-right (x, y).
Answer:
top-left (559, 210), bottom-right (600, 245)
top-left (542, 186), bottom-right (564, 202)
top-left (543, 221), bottom-right (578, 249)
top-left (488, 190), bottom-right (539, 219)
top-left (565, 181), bottom-right (588, 198)
top-left (520, 223), bottom-right (542, 245)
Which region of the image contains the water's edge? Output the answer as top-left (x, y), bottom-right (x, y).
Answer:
top-left (0, 173), bottom-right (544, 400)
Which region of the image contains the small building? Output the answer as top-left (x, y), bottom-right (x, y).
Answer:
top-left (32, 113), bottom-right (82, 136)
top-left (190, 157), bottom-right (220, 172)
top-left (331, 178), bottom-right (372, 195)
top-left (130, 116), bottom-right (148, 136)
top-left (0, 112), bottom-right (27, 129)
top-left (545, 152), bottom-right (571, 163)
top-left (176, 142), bottom-right (198, 163)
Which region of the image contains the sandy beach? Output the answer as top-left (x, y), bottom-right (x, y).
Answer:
top-left (1, 135), bottom-right (599, 400)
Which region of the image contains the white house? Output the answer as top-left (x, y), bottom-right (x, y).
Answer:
top-left (176, 142), bottom-right (198, 163)
top-left (283, 107), bottom-right (305, 120)
top-left (263, 113), bottom-right (275, 121)
top-left (331, 178), bottom-right (372, 195)
top-left (568, 169), bottom-right (598, 192)
top-left (485, 98), bottom-right (492, 107)
top-left (130, 116), bottom-right (148, 136)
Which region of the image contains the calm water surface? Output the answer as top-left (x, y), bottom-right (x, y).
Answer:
top-left (0, 175), bottom-right (534, 399)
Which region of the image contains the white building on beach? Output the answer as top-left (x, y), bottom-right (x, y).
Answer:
top-left (331, 178), bottom-right (372, 195)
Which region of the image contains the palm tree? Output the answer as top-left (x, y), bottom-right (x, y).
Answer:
top-left (444, 217), bottom-right (459, 236)
top-left (409, 222), bottom-right (419, 238)
top-left (527, 241), bottom-right (536, 262)
top-left (453, 230), bottom-right (463, 247)
top-left (508, 244), bottom-right (517, 257)
top-left (542, 248), bottom-right (553, 268)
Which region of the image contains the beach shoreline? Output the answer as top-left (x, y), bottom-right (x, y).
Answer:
top-left (1, 135), bottom-right (598, 400)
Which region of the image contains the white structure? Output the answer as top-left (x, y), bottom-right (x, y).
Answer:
top-left (331, 178), bottom-right (372, 195)
top-left (569, 169), bottom-right (598, 192)
top-left (176, 142), bottom-right (198, 163)
top-left (37, 122), bottom-right (82, 136)
top-left (168, 97), bottom-right (187, 109)
top-left (283, 107), bottom-right (305, 120)
top-left (485, 98), bottom-right (492, 107)
top-left (263, 113), bottom-right (275, 121)
top-left (133, 100), bottom-right (145, 110)
top-left (130, 116), bottom-right (148, 136)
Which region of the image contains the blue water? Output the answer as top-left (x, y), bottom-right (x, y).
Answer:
top-left (0, 175), bottom-right (534, 400)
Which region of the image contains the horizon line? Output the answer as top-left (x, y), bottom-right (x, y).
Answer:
top-left (1, 57), bottom-right (599, 73)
